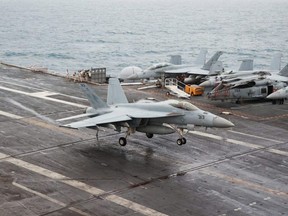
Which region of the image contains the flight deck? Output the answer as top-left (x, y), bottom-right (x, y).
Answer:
top-left (0, 67), bottom-right (287, 216)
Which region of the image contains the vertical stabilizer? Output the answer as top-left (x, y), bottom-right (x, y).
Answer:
top-left (269, 53), bottom-right (282, 71)
top-left (202, 51), bottom-right (223, 70)
top-left (238, 59), bottom-right (254, 71)
top-left (169, 55), bottom-right (182, 65)
top-left (194, 49), bottom-right (207, 66)
top-left (107, 78), bottom-right (129, 105)
top-left (278, 63), bottom-right (288, 77)
top-left (209, 61), bottom-right (223, 75)
top-left (79, 84), bottom-right (108, 109)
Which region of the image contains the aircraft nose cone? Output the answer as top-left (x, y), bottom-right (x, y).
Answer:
top-left (266, 92), bottom-right (280, 99)
top-left (199, 80), bottom-right (212, 87)
top-left (212, 116), bottom-right (234, 128)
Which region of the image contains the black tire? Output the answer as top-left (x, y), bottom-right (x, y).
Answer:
top-left (119, 137), bottom-right (127, 146)
top-left (182, 138), bottom-right (187, 144)
top-left (177, 139), bottom-right (183, 146)
top-left (146, 133), bottom-right (153, 138)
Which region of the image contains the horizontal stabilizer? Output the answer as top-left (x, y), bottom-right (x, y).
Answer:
top-left (56, 113), bottom-right (96, 122)
top-left (79, 84), bottom-right (108, 109)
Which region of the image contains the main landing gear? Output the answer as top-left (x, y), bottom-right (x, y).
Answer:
top-left (119, 137), bottom-right (127, 146)
top-left (146, 133), bottom-right (153, 138)
top-left (118, 126), bottom-right (135, 146)
top-left (118, 133), bottom-right (154, 146)
top-left (177, 137), bottom-right (186, 145)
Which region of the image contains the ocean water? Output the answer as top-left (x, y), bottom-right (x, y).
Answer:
top-left (0, 0), bottom-right (287, 75)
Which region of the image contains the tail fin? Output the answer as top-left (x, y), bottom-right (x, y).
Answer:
top-left (238, 59), bottom-right (254, 71)
top-left (169, 55), bottom-right (182, 65)
top-left (194, 48), bottom-right (207, 66)
top-left (278, 63), bottom-right (288, 77)
top-left (107, 78), bottom-right (129, 105)
top-left (79, 83), bottom-right (108, 109)
top-left (269, 53), bottom-right (282, 71)
top-left (209, 61), bottom-right (223, 75)
top-left (202, 51), bottom-right (223, 70)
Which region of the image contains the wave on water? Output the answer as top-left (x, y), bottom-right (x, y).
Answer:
top-left (4, 51), bottom-right (28, 57)
top-left (47, 53), bottom-right (75, 60)
top-left (0, 0), bottom-right (287, 75)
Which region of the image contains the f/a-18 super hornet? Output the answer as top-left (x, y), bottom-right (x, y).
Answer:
top-left (61, 78), bottom-right (234, 146)
top-left (200, 53), bottom-right (283, 88)
top-left (119, 50), bottom-right (223, 84)
top-left (207, 63), bottom-right (288, 103)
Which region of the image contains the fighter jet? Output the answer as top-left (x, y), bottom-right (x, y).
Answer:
top-left (119, 51), bottom-right (223, 84)
top-left (267, 86), bottom-right (288, 104)
top-left (62, 78), bottom-right (234, 146)
top-left (200, 53), bottom-right (283, 88)
top-left (207, 63), bottom-right (288, 103)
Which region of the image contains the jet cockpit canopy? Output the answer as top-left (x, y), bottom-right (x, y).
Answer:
top-left (167, 99), bottom-right (199, 111)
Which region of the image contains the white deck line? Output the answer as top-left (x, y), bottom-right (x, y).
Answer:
top-left (13, 182), bottom-right (91, 216)
top-left (0, 85), bottom-right (86, 108)
top-left (189, 131), bottom-right (288, 157)
top-left (0, 152), bottom-right (167, 216)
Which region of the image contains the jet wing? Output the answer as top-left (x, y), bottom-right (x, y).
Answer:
top-left (165, 67), bottom-right (209, 75)
top-left (187, 68), bottom-right (210, 75)
top-left (63, 112), bottom-right (132, 129)
top-left (165, 68), bottom-right (191, 74)
top-left (63, 107), bottom-right (183, 129)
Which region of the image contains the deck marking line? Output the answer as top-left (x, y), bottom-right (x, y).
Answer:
top-left (0, 110), bottom-right (84, 138)
top-left (189, 131), bottom-right (288, 156)
top-left (13, 182), bottom-right (91, 216)
top-left (0, 152), bottom-right (168, 216)
top-left (30, 91), bottom-right (59, 97)
top-left (204, 170), bottom-right (288, 197)
top-left (0, 110), bottom-right (22, 120)
top-left (0, 85), bottom-right (86, 108)
top-left (228, 130), bottom-right (282, 143)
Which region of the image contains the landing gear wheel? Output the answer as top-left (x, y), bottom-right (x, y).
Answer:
top-left (177, 138), bottom-right (183, 146)
top-left (119, 137), bottom-right (127, 146)
top-left (146, 133), bottom-right (154, 138)
top-left (181, 138), bottom-right (186, 144)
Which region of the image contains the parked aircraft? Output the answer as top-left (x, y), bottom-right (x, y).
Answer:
top-left (118, 51), bottom-right (223, 83)
top-left (267, 86), bottom-right (288, 104)
top-left (207, 64), bottom-right (288, 103)
top-left (200, 53), bottom-right (283, 88)
top-left (62, 78), bottom-right (234, 146)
